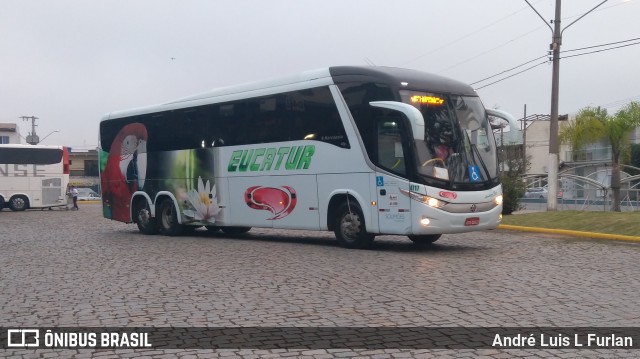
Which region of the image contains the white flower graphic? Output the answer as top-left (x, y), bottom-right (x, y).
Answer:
top-left (183, 176), bottom-right (221, 224)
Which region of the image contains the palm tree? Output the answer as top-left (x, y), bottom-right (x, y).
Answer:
top-left (559, 102), bottom-right (640, 211)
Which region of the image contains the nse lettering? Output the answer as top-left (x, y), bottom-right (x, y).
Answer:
top-left (0, 164), bottom-right (45, 177)
top-left (228, 145), bottom-right (315, 172)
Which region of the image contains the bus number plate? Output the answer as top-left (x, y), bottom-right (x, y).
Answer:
top-left (464, 217), bottom-right (480, 226)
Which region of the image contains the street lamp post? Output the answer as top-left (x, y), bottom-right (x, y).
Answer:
top-left (524, 0), bottom-right (609, 211)
top-left (39, 130), bottom-right (60, 144)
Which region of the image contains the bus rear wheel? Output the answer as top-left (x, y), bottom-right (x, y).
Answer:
top-left (334, 201), bottom-right (374, 249)
top-left (408, 234), bottom-right (442, 245)
top-left (9, 195), bottom-right (28, 211)
top-left (134, 200), bottom-right (157, 235)
top-left (158, 199), bottom-right (183, 236)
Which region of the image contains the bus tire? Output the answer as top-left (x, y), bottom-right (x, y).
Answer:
top-left (158, 198), bottom-right (183, 236)
top-left (9, 195), bottom-right (29, 211)
top-left (334, 201), bottom-right (374, 249)
top-left (221, 226), bottom-right (251, 235)
top-left (408, 234), bottom-right (442, 245)
top-left (134, 200), bottom-right (157, 235)
top-left (0, 196), bottom-right (5, 210)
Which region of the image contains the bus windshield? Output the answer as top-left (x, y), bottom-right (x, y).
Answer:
top-left (400, 91), bottom-right (498, 189)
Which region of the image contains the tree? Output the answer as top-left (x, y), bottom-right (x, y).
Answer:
top-left (499, 144), bottom-right (529, 215)
top-left (632, 144), bottom-right (640, 164)
top-left (559, 102), bottom-right (640, 211)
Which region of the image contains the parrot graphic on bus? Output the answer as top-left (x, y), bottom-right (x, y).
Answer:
top-left (101, 123), bottom-right (148, 222)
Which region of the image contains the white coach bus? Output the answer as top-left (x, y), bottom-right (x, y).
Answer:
top-left (0, 144), bottom-right (70, 211)
top-left (99, 66), bottom-right (506, 248)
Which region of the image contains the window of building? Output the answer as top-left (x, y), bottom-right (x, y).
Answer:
top-left (84, 160), bottom-right (99, 177)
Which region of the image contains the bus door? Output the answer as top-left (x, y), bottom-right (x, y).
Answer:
top-left (374, 117), bottom-right (412, 234)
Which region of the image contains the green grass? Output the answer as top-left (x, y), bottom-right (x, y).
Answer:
top-left (501, 211), bottom-right (640, 237)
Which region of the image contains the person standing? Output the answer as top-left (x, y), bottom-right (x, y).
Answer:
top-left (65, 184), bottom-right (73, 210)
top-left (71, 186), bottom-right (79, 210)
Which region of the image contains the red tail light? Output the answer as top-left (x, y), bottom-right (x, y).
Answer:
top-left (62, 146), bottom-right (70, 174)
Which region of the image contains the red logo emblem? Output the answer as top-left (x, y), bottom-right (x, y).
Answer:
top-left (245, 186), bottom-right (297, 220)
top-left (438, 191), bottom-right (457, 200)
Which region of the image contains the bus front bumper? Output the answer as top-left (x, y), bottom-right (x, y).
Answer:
top-left (411, 204), bottom-right (503, 235)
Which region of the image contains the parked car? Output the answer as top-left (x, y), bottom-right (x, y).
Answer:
top-left (524, 186), bottom-right (563, 199)
top-left (76, 188), bottom-right (101, 201)
top-left (524, 187), bottom-right (548, 198)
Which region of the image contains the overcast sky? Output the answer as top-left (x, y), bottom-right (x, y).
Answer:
top-left (1, 0), bottom-right (639, 149)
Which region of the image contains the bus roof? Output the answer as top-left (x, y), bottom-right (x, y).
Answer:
top-left (102, 66), bottom-right (476, 121)
top-left (0, 144), bottom-right (65, 150)
top-left (328, 66), bottom-right (477, 96)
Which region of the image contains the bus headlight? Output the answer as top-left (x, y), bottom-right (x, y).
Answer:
top-left (420, 217), bottom-right (431, 226)
top-left (494, 194), bottom-right (503, 206)
top-left (426, 197), bottom-right (446, 208)
top-left (406, 190), bottom-right (448, 208)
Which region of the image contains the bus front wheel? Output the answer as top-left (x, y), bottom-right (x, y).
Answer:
top-left (158, 199), bottom-right (183, 236)
top-left (334, 201), bottom-right (374, 249)
top-left (9, 195), bottom-right (28, 211)
top-left (134, 200), bottom-right (157, 235)
top-left (408, 234), bottom-right (442, 245)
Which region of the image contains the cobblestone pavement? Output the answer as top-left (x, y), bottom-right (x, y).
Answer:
top-left (1, 203), bottom-right (639, 358)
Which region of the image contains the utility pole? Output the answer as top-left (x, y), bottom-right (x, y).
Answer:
top-left (547, 0), bottom-right (562, 211)
top-left (522, 104), bottom-right (527, 175)
top-left (20, 116), bottom-right (40, 145)
top-left (524, 0), bottom-right (609, 211)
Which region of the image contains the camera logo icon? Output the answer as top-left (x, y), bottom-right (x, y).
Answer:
top-left (7, 329), bottom-right (40, 347)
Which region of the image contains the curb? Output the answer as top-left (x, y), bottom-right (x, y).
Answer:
top-left (498, 224), bottom-right (640, 243)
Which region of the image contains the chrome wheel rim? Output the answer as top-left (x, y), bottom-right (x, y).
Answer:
top-left (138, 207), bottom-right (151, 226)
top-left (12, 198), bottom-right (25, 210)
top-left (340, 213), bottom-right (360, 240)
top-left (161, 206), bottom-right (173, 229)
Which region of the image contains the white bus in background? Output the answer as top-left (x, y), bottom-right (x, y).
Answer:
top-left (99, 66), bottom-right (508, 248)
top-left (0, 144), bottom-right (70, 211)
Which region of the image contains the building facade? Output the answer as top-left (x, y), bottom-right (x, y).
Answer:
top-left (68, 148), bottom-right (100, 191)
top-left (0, 123), bottom-right (21, 144)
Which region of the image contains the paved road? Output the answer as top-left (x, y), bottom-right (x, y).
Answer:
top-left (1, 203), bottom-right (638, 358)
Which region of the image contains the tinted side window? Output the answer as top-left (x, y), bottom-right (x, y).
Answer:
top-left (337, 82), bottom-right (395, 158)
top-left (220, 96), bottom-right (287, 146)
top-left (215, 86), bottom-right (349, 148)
top-left (287, 87), bottom-right (349, 148)
top-left (100, 119), bottom-right (125, 153)
top-left (102, 108), bottom-right (212, 153)
top-left (146, 109), bottom-right (210, 152)
top-left (100, 86), bottom-right (350, 152)
top-left (0, 147), bottom-right (63, 164)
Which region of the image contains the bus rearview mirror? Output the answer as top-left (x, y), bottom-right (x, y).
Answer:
top-left (369, 101), bottom-right (425, 141)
